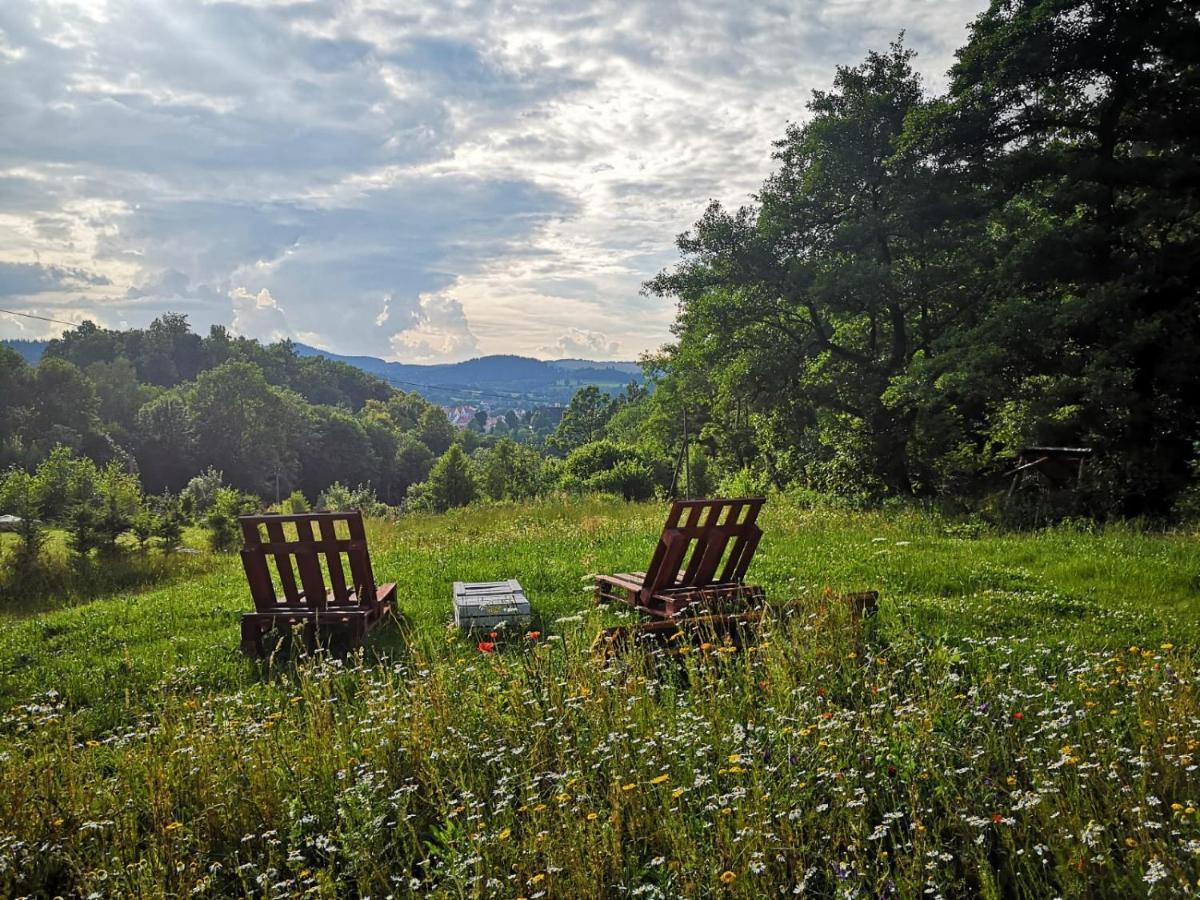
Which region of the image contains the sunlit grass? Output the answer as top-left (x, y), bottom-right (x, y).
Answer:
top-left (1, 496), bottom-right (1198, 896)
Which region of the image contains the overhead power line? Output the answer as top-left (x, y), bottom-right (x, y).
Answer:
top-left (0, 306), bottom-right (82, 328)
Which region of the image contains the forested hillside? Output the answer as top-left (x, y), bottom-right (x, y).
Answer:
top-left (642, 4), bottom-right (1200, 518)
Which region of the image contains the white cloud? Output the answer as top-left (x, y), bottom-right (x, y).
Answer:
top-left (230, 286), bottom-right (289, 342)
top-left (538, 327), bottom-right (621, 360)
top-left (0, 0), bottom-right (989, 360)
top-left (388, 291), bottom-right (479, 364)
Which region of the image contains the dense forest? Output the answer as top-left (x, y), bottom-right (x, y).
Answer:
top-left (639, 1), bottom-right (1200, 519)
top-left (2, 0), bottom-right (1199, 557)
top-left (0, 315), bottom-right (615, 507)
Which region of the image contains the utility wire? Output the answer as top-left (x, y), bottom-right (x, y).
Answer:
top-left (0, 306), bottom-right (82, 327)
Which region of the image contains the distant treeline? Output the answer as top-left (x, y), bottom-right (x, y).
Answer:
top-left (0, 315), bottom-right (567, 504)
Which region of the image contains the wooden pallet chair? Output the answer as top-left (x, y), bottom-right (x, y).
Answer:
top-left (238, 511), bottom-right (395, 657)
top-left (595, 497), bottom-right (766, 619)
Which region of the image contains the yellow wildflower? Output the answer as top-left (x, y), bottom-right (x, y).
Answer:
top-left (622, 783), bottom-right (636, 792)
top-left (650, 773), bottom-right (670, 785)
top-left (719, 870), bottom-right (737, 885)
top-left (498, 828), bottom-right (511, 841)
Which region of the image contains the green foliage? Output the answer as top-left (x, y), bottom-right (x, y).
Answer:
top-left (180, 467), bottom-right (224, 519)
top-left (683, 445), bottom-right (712, 498)
top-left (185, 361), bottom-right (305, 495)
top-left (393, 433), bottom-right (435, 497)
top-left (278, 490), bottom-right (311, 514)
top-left (716, 465), bottom-right (774, 499)
top-left (477, 438), bottom-right (547, 501)
top-left (585, 457), bottom-right (656, 501)
top-left (547, 385), bottom-right (617, 454)
top-left (419, 444), bottom-right (477, 512)
top-left (205, 487), bottom-right (257, 553)
top-left (148, 492), bottom-right (185, 550)
top-left (0, 468), bottom-right (45, 577)
top-left (31, 446), bottom-right (99, 522)
top-left (561, 440), bottom-right (665, 501)
top-left (298, 406), bottom-right (379, 500)
top-left (315, 482), bottom-right (386, 517)
top-left (63, 463), bottom-right (141, 558)
top-left (418, 407), bottom-right (456, 456)
top-left (646, 12), bottom-right (1200, 517)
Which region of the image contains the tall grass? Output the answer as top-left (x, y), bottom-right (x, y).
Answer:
top-left (1, 497), bottom-right (1197, 896)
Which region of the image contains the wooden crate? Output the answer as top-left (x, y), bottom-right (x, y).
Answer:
top-left (453, 579), bottom-right (531, 631)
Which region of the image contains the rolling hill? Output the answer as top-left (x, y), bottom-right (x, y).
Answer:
top-left (2, 338), bottom-right (642, 406)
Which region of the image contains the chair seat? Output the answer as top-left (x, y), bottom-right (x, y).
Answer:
top-left (243, 584), bottom-right (396, 622)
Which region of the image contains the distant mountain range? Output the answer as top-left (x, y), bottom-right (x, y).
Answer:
top-left (2, 338), bottom-right (643, 407)
top-left (292, 344), bottom-right (642, 406)
top-left (2, 339), bottom-right (46, 365)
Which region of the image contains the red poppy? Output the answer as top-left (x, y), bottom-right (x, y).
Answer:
top-left (489, 631), bottom-right (498, 639)
top-left (527, 631), bottom-right (541, 640)
top-left (991, 814), bottom-right (1004, 824)
top-left (1013, 712), bottom-right (1023, 720)
top-left (477, 641), bottom-right (496, 653)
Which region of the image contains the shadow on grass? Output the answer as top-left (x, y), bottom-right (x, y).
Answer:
top-left (246, 610), bottom-right (417, 683)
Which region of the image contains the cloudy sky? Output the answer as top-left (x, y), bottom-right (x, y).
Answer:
top-left (0, 0), bottom-right (986, 363)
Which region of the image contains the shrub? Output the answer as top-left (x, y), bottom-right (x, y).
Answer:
top-left (0, 468), bottom-right (45, 577)
top-left (421, 445), bottom-right (476, 512)
top-left (279, 490), bottom-right (311, 514)
top-left (684, 445), bottom-right (713, 497)
top-left (477, 439), bottom-right (547, 502)
top-left (181, 467), bottom-right (224, 519)
top-left (130, 508), bottom-right (156, 549)
top-left (316, 482), bottom-right (386, 516)
top-left (205, 488), bottom-right (257, 553)
top-left (150, 493), bottom-right (185, 551)
top-left (31, 446), bottom-right (98, 522)
top-left (585, 457), bottom-right (656, 501)
top-left (718, 466), bottom-right (774, 498)
top-left (562, 440), bottom-right (668, 500)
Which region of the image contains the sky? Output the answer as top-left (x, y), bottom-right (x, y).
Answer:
top-left (0, 0), bottom-right (988, 364)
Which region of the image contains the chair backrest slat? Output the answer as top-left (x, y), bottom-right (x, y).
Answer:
top-left (345, 513), bottom-right (377, 601)
top-left (239, 518), bottom-right (277, 613)
top-left (291, 517), bottom-right (328, 611)
top-left (318, 517), bottom-right (351, 604)
top-left (638, 498), bottom-right (764, 605)
top-left (263, 519), bottom-right (302, 604)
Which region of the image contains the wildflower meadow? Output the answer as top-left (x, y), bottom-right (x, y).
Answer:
top-left (1, 496), bottom-right (1198, 897)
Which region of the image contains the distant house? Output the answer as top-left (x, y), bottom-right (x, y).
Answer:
top-left (443, 405), bottom-right (478, 428)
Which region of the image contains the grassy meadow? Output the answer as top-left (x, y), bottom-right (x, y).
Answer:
top-left (1, 496), bottom-right (1198, 897)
